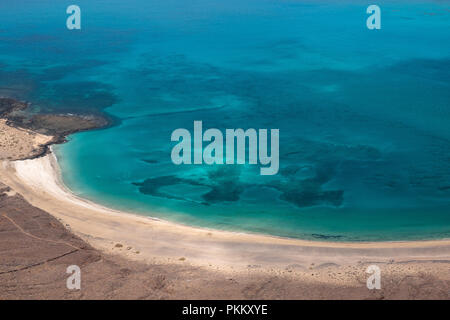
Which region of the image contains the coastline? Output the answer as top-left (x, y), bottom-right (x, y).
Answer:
top-left (1, 150), bottom-right (449, 271)
top-left (1, 101), bottom-right (449, 299)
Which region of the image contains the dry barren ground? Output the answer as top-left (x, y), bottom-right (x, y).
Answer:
top-left (0, 98), bottom-right (448, 300)
top-left (0, 183), bottom-right (449, 300)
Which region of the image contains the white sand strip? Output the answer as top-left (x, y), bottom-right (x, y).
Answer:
top-left (1, 152), bottom-right (449, 270)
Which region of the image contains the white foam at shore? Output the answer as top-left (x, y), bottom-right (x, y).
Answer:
top-left (14, 152), bottom-right (116, 213)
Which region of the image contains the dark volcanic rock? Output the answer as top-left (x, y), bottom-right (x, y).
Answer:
top-left (15, 113), bottom-right (109, 139)
top-left (0, 98), bottom-right (28, 117)
top-left (0, 97), bottom-right (109, 158)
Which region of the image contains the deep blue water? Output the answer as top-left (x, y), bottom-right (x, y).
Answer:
top-left (1, 0), bottom-right (450, 240)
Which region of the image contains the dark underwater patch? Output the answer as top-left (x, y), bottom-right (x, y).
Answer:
top-left (118, 52), bottom-right (450, 214)
top-left (271, 161), bottom-right (344, 208)
top-left (311, 234), bottom-right (343, 240)
top-left (389, 58), bottom-right (450, 83)
top-left (280, 189), bottom-right (343, 208)
top-left (133, 161), bottom-right (343, 208)
top-left (37, 81), bottom-right (119, 113)
top-left (132, 167), bottom-right (245, 204)
top-left (142, 159), bottom-right (159, 164)
top-left (202, 181), bottom-right (243, 203)
top-left (38, 60), bottom-right (110, 82)
top-left (0, 63), bottom-right (119, 119)
top-left (202, 167), bottom-right (244, 203)
top-left (132, 175), bottom-right (194, 202)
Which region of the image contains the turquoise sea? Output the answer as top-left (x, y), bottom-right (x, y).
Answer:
top-left (1, 0), bottom-right (450, 241)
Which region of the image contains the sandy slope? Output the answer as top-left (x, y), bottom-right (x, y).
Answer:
top-left (0, 119), bottom-right (52, 161)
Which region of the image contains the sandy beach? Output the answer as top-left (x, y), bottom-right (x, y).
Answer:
top-left (0, 149), bottom-right (450, 268)
top-left (0, 111), bottom-right (449, 299)
top-left (0, 153), bottom-right (449, 300)
top-left (1, 152), bottom-right (449, 270)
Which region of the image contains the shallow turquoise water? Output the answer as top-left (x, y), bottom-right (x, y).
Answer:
top-left (2, 0), bottom-right (450, 240)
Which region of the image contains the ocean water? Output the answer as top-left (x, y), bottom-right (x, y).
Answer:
top-left (1, 0), bottom-right (450, 241)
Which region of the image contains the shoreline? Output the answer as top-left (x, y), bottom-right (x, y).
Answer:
top-left (1, 107), bottom-right (449, 299)
top-left (1, 149), bottom-right (449, 270)
top-left (0, 97), bottom-right (109, 161)
top-left (50, 148), bottom-right (450, 247)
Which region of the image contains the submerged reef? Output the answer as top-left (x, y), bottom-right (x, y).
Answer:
top-left (133, 164), bottom-right (344, 209)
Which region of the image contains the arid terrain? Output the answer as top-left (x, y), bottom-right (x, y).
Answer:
top-left (1, 184), bottom-right (449, 300)
top-left (0, 98), bottom-right (449, 300)
top-left (0, 97), bottom-right (108, 160)
top-left (0, 119), bottom-right (53, 160)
